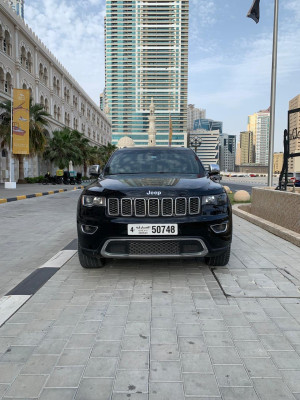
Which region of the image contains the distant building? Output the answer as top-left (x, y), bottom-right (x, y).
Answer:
top-left (187, 104), bottom-right (206, 133)
top-left (193, 118), bottom-right (223, 133)
top-left (235, 141), bottom-right (241, 166)
top-left (4, 0), bottom-right (24, 19)
top-left (240, 131), bottom-right (255, 164)
top-left (247, 108), bottom-right (270, 166)
top-left (273, 152), bottom-right (283, 174)
top-left (189, 129), bottom-right (219, 170)
top-left (288, 94), bottom-right (300, 172)
top-left (219, 134), bottom-right (236, 172)
top-left (105, 0), bottom-right (188, 147)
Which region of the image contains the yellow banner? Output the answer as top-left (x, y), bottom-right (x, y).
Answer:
top-left (12, 89), bottom-right (30, 154)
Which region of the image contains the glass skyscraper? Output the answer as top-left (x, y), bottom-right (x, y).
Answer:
top-left (105, 0), bottom-right (188, 146)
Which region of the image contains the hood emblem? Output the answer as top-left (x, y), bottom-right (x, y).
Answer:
top-left (146, 190), bottom-right (161, 196)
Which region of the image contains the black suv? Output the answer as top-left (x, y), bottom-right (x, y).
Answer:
top-left (77, 147), bottom-right (232, 268)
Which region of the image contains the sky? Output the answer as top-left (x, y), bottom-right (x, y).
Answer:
top-left (24, 0), bottom-right (300, 152)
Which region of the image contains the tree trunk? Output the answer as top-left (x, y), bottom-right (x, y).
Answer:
top-left (17, 155), bottom-right (26, 183)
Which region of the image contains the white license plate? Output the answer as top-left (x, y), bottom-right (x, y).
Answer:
top-left (128, 224), bottom-right (178, 236)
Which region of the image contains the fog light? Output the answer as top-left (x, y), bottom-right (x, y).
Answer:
top-left (210, 222), bottom-right (228, 234)
top-left (81, 224), bottom-right (98, 234)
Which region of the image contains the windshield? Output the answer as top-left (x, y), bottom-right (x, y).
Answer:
top-left (106, 149), bottom-right (206, 176)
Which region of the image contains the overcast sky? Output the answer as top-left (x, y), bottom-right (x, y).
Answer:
top-left (25, 0), bottom-right (300, 151)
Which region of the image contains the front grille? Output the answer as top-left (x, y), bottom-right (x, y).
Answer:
top-left (129, 241), bottom-right (180, 255)
top-left (107, 197), bottom-right (201, 217)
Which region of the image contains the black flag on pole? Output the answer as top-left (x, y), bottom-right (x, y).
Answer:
top-left (247, 0), bottom-right (260, 23)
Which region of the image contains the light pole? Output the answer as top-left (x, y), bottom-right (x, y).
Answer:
top-left (190, 135), bottom-right (202, 153)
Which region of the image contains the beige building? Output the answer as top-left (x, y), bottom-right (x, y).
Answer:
top-left (0, 2), bottom-right (111, 182)
top-left (273, 152), bottom-right (283, 174)
top-left (235, 141), bottom-right (241, 166)
top-left (240, 131), bottom-right (255, 165)
top-left (288, 94), bottom-right (300, 172)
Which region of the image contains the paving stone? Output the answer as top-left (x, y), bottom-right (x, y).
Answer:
top-left (272, 318), bottom-right (300, 331)
top-left (112, 394), bottom-right (148, 400)
top-left (151, 318), bottom-right (176, 329)
top-left (260, 335), bottom-right (294, 351)
top-left (150, 360), bottom-right (181, 381)
top-left (0, 363), bottom-right (23, 383)
top-left (204, 331), bottom-right (234, 347)
top-left (75, 377), bottom-right (114, 400)
top-left (208, 346), bottom-right (242, 365)
top-left (151, 344), bottom-right (180, 361)
top-left (253, 378), bottom-right (295, 400)
top-left (91, 340), bottom-right (121, 357)
top-left (220, 386), bottom-right (260, 400)
top-left (34, 339), bottom-right (67, 355)
top-left (214, 364), bottom-right (252, 386)
top-left (181, 352), bottom-right (213, 373)
top-left (101, 315), bottom-right (127, 326)
top-left (97, 326), bottom-right (124, 341)
top-left (284, 330), bottom-right (300, 344)
top-left (122, 335), bottom-right (150, 351)
top-left (119, 351), bottom-right (149, 370)
top-left (150, 382), bottom-right (184, 400)
top-left (199, 320), bottom-right (228, 331)
top-left (66, 333), bottom-right (96, 348)
top-left (281, 370), bottom-right (300, 392)
top-left (114, 370), bottom-right (149, 393)
top-left (151, 306), bottom-right (173, 318)
top-left (269, 350), bottom-right (300, 369)
top-left (151, 329), bottom-right (177, 345)
top-left (57, 348), bottom-right (91, 366)
top-left (176, 324), bottom-right (203, 337)
top-left (39, 388), bottom-right (76, 400)
top-left (228, 326), bottom-right (258, 340)
top-left (251, 321), bottom-right (281, 335)
top-left (243, 357), bottom-right (281, 378)
top-left (183, 373), bottom-right (219, 396)
top-left (0, 345), bottom-right (35, 363)
top-left (124, 322), bottom-right (150, 336)
top-left (4, 374), bottom-right (47, 398)
top-left (46, 365), bottom-right (84, 387)
top-left (84, 357), bottom-right (118, 377)
top-left (21, 354), bottom-right (58, 374)
top-left (179, 337), bottom-right (207, 353)
top-left (234, 340), bottom-right (269, 358)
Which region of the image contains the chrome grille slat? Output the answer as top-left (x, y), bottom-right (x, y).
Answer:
top-left (107, 197), bottom-right (201, 217)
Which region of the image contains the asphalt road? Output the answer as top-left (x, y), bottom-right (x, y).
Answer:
top-left (0, 189), bottom-right (81, 298)
top-left (221, 176), bottom-right (279, 194)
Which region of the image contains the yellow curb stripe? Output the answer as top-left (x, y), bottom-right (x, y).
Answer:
top-left (17, 195), bottom-right (26, 200)
top-left (35, 193), bottom-right (43, 197)
top-left (58, 189), bottom-right (64, 193)
top-left (0, 199), bottom-right (7, 204)
top-left (48, 191), bottom-right (54, 195)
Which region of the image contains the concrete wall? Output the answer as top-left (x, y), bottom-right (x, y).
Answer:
top-left (249, 187), bottom-right (300, 234)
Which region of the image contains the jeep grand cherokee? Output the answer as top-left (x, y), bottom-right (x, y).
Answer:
top-left (77, 147), bottom-right (232, 268)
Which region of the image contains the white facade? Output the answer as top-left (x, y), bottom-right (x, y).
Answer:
top-left (0, 2), bottom-right (111, 182)
top-left (190, 129), bottom-right (220, 170)
top-left (255, 109), bottom-right (270, 165)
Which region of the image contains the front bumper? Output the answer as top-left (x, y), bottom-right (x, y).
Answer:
top-left (77, 213), bottom-right (232, 259)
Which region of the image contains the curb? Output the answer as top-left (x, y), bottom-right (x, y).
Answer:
top-left (0, 186), bottom-right (84, 204)
top-left (232, 203), bottom-right (300, 248)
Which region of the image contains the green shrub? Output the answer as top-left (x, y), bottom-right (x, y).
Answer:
top-left (25, 176), bottom-right (44, 184)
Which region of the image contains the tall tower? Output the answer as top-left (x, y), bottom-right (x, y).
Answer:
top-left (148, 98), bottom-right (156, 146)
top-left (288, 94), bottom-right (300, 173)
top-left (105, 0), bottom-right (188, 147)
top-left (6, 0), bottom-right (24, 19)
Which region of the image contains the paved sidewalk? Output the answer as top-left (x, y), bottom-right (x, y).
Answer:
top-left (0, 182), bottom-right (90, 203)
top-left (1, 216), bottom-right (300, 399)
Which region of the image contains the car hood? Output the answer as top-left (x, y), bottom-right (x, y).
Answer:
top-left (84, 174), bottom-right (224, 197)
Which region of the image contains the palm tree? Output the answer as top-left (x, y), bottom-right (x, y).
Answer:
top-left (43, 128), bottom-right (82, 170)
top-left (0, 99), bottom-right (50, 182)
top-left (97, 143), bottom-right (117, 167)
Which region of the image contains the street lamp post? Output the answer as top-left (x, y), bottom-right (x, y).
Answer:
top-left (190, 135), bottom-right (202, 153)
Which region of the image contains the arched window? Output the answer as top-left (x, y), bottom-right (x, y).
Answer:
top-left (67, 89), bottom-right (70, 103)
top-left (2, 149), bottom-right (8, 157)
top-left (5, 72), bottom-right (12, 94)
top-left (44, 98), bottom-right (49, 112)
top-left (43, 67), bottom-right (48, 85)
top-left (0, 25), bottom-right (3, 51)
top-left (20, 46), bottom-right (26, 67)
top-left (88, 127), bottom-right (91, 137)
top-left (56, 79), bottom-right (60, 95)
top-left (57, 107), bottom-right (61, 121)
top-left (54, 104), bottom-right (57, 119)
top-left (22, 83), bottom-right (27, 90)
top-left (3, 30), bottom-right (11, 55)
top-left (0, 67), bottom-right (4, 91)
top-left (29, 87), bottom-right (33, 99)
top-left (64, 86), bottom-right (67, 101)
top-left (27, 52), bottom-right (32, 72)
top-left (53, 76), bottom-right (56, 89)
top-left (39, 63), bottom-right (43, 79)
top-left (40, 95), bottom-right (44, 106)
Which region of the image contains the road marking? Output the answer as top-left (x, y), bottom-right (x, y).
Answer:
top-left (16, 195), bottom-right (26, 200)
top-left (39, 250), bottom-right (77, 268)
top-left (0, 295), bottom-right (31, 327)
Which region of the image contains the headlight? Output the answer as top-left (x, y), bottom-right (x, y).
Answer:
top-left (202, 193), bottom-right (227, 206)
top-left (82, 195), bottom-right (106, 207)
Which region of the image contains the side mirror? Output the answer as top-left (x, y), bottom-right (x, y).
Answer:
top-left (89, 165), bottom-right (101, 177)
top-left (208, 164), bottom-right (220, 176)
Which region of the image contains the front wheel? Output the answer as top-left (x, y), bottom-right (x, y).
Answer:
top-left (78, 244), bottom-right (105, 269)
top-left (204, 246), bottom-right (231, 267)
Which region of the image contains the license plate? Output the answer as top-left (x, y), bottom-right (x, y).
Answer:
top-left (128, 224), bottom-right (178, 235)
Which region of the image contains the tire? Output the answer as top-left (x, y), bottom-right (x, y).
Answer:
top-left (78, 244), bottom-right (105, 269)
top-left (42, 179), bottom-right (48, 185)
top-left (204, 246), bottom-right (231, 267)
